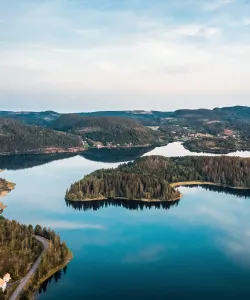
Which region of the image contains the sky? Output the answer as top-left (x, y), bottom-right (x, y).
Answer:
top-left (0, 0), bottom-right (250, 112)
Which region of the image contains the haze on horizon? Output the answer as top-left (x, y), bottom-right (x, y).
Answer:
top-left (0, 0), bottom-right (250, 112)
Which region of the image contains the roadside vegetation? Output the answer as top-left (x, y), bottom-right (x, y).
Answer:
top-left (0, 217), bottom-right (71, 299)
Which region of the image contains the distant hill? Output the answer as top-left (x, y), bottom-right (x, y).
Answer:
top-left (1, 106), bottom-right (249, 127)
top-left (0, 118), bottom-right (83, 154)
top-left (50, 114), bottom-right (168, 146)
top-left (173, 106), bottom-right (250, 121)
top-left (0, 110), bottom-right (60, 126)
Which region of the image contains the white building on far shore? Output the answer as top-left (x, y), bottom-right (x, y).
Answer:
top-left (0, 274), bottom-right (11, 292)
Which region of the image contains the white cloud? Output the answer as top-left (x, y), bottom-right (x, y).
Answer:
top-left (38, 220), bottom-right (105, 230)
top-left (0, 0), bottom-right (249, 110)
top-left (203, 0), bottom-right (235, 11)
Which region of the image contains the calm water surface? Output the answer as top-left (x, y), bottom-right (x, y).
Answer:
top-left (1, 143), bottom-right (250, 300)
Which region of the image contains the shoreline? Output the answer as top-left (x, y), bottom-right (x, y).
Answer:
top-left (32, 252), bottom-right (73, 294)
top-left (66, 181), bottom-right (250, 204)
top-left (66, 194), bottom-right (183, 203)
top-left (0, 143), bottom-right (166, 156)
top-left (170, 181), bottom-right (250, 190)
top-left (182, 144), bottom-right (250, 155)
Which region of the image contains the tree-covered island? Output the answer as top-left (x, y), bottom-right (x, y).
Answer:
top-left (66, 156), bottom-right (250, 202)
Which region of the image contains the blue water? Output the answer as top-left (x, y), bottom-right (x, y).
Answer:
top-left (1, 143), bottom-right (250, 299)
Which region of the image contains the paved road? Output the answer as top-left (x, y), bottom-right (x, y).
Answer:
top-left (9, 236), bottom-right (49, 300)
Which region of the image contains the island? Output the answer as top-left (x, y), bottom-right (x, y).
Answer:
top-left (0, 217), bottom-right (72, 300)
top-left (65, 156), bottom-right (250, 202)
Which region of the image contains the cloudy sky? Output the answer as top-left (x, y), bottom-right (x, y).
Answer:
top-left (0, 0), bottom-right (249, 112)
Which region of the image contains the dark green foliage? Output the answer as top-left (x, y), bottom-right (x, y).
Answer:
top-left (0, 111), bottom-right (60, 126)
top-left (50, 114), bottom-right (167, 146)
top-left (183, 137), bottom-right (238, 154)
top-left (0, 218), bottom-right (42, 281)
top-left (66, 156), bottom-right (250, 202)
top-left (66, 169), bottom-right (180, 201)
top-left (0, 217), bottom-right (70, 284)
top-left (33, 232), bottom-right (71, 284)
top-left (0, 118), bottom-right (83, 154)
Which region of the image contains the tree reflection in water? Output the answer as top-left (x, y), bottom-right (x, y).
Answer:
top-left (66, 198), bottom-right (180, 212)
top-left (38, 266), bottom-right (68, 295)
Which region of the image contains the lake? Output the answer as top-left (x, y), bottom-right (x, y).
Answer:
top-left (1, 142), bottom-right (250, 300)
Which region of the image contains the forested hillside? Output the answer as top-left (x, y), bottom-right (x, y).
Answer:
top-left (0, 217), bottom-right (71, 298)
top-left (0, 118), bottom-right (83, 154)
top-left (66, 156), bottom-right (250, 202)
top-left (0, 111), bottom-right (60, 126)
top-left (50, 114), bottom-right (167, 146)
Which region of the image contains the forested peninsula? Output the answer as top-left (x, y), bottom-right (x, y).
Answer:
top-left (0, 217), bottom-right (72, 299)
top-left (66, 156), bottom-right (250, 202)
top-left (0, 118), bottom-right (84, 155)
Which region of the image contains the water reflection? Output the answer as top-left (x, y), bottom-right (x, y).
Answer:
top-left (66, 198), bottom-right (179, 212)
top-left (185, 184), bottom-right (250, 198)
top-left (80, 146), bottom-right (155, 163)
top-left (144, 142), bottom-right (250, 157)
top-left (38, 266), bottom-right (68, 295)
top-left (0, 153), bottom-right (77, 170)
top-left (0, 142), bottom-right (249, 171)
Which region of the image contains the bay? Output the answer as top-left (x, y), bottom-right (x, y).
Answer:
top-left (1, 142), bottom-right (250, 299)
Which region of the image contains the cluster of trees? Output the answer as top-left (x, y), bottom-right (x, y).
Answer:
top-left (66, 156), bottom-right (250, 202)
top-left (0, 111), bottom-right (60, 126)
top-left (32, 225), bottom-right (71, 284)
top-left (183, 137), bottom-right (237, 154)
top-left (0, 217), bottom-right (71, 295)
top-left (121, 156), bottom-right (250, 188)
top-left (0, 217), bottom-right (43, 281)
top-left (50, 114), bottom-right (167, 146)
top-left (66, 170), bottom-right (181, 201)
top-left (0, 118), bottom-right (83, 154)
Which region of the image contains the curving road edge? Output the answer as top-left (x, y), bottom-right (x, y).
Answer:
top-left (9, 235), bottom-right (49, 300)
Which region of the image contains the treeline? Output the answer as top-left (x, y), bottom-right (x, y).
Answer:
top-left (183, 137), bottom-right (237, 154)
top-left (0, 118), bottom-right (83, 154)
top-left (50, 114), bottom-right (168, 146)
top-left (66, 171), bottom-right (181, 201)
top-left (0, 217), bottom-right (42, 281)
top-left (32, 225), bottom-right (71, 284)
top-left (0, 217), bottom-right (71, 297)
top-left (66, 156), bottom-right (250, 202)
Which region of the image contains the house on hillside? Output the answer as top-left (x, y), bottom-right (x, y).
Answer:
top-left (3, 274), bottom-right (11, 283)
top-left (0, 274), bottom-right (11, 292)
top-left (0, 278), bottom-right (6, 292)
